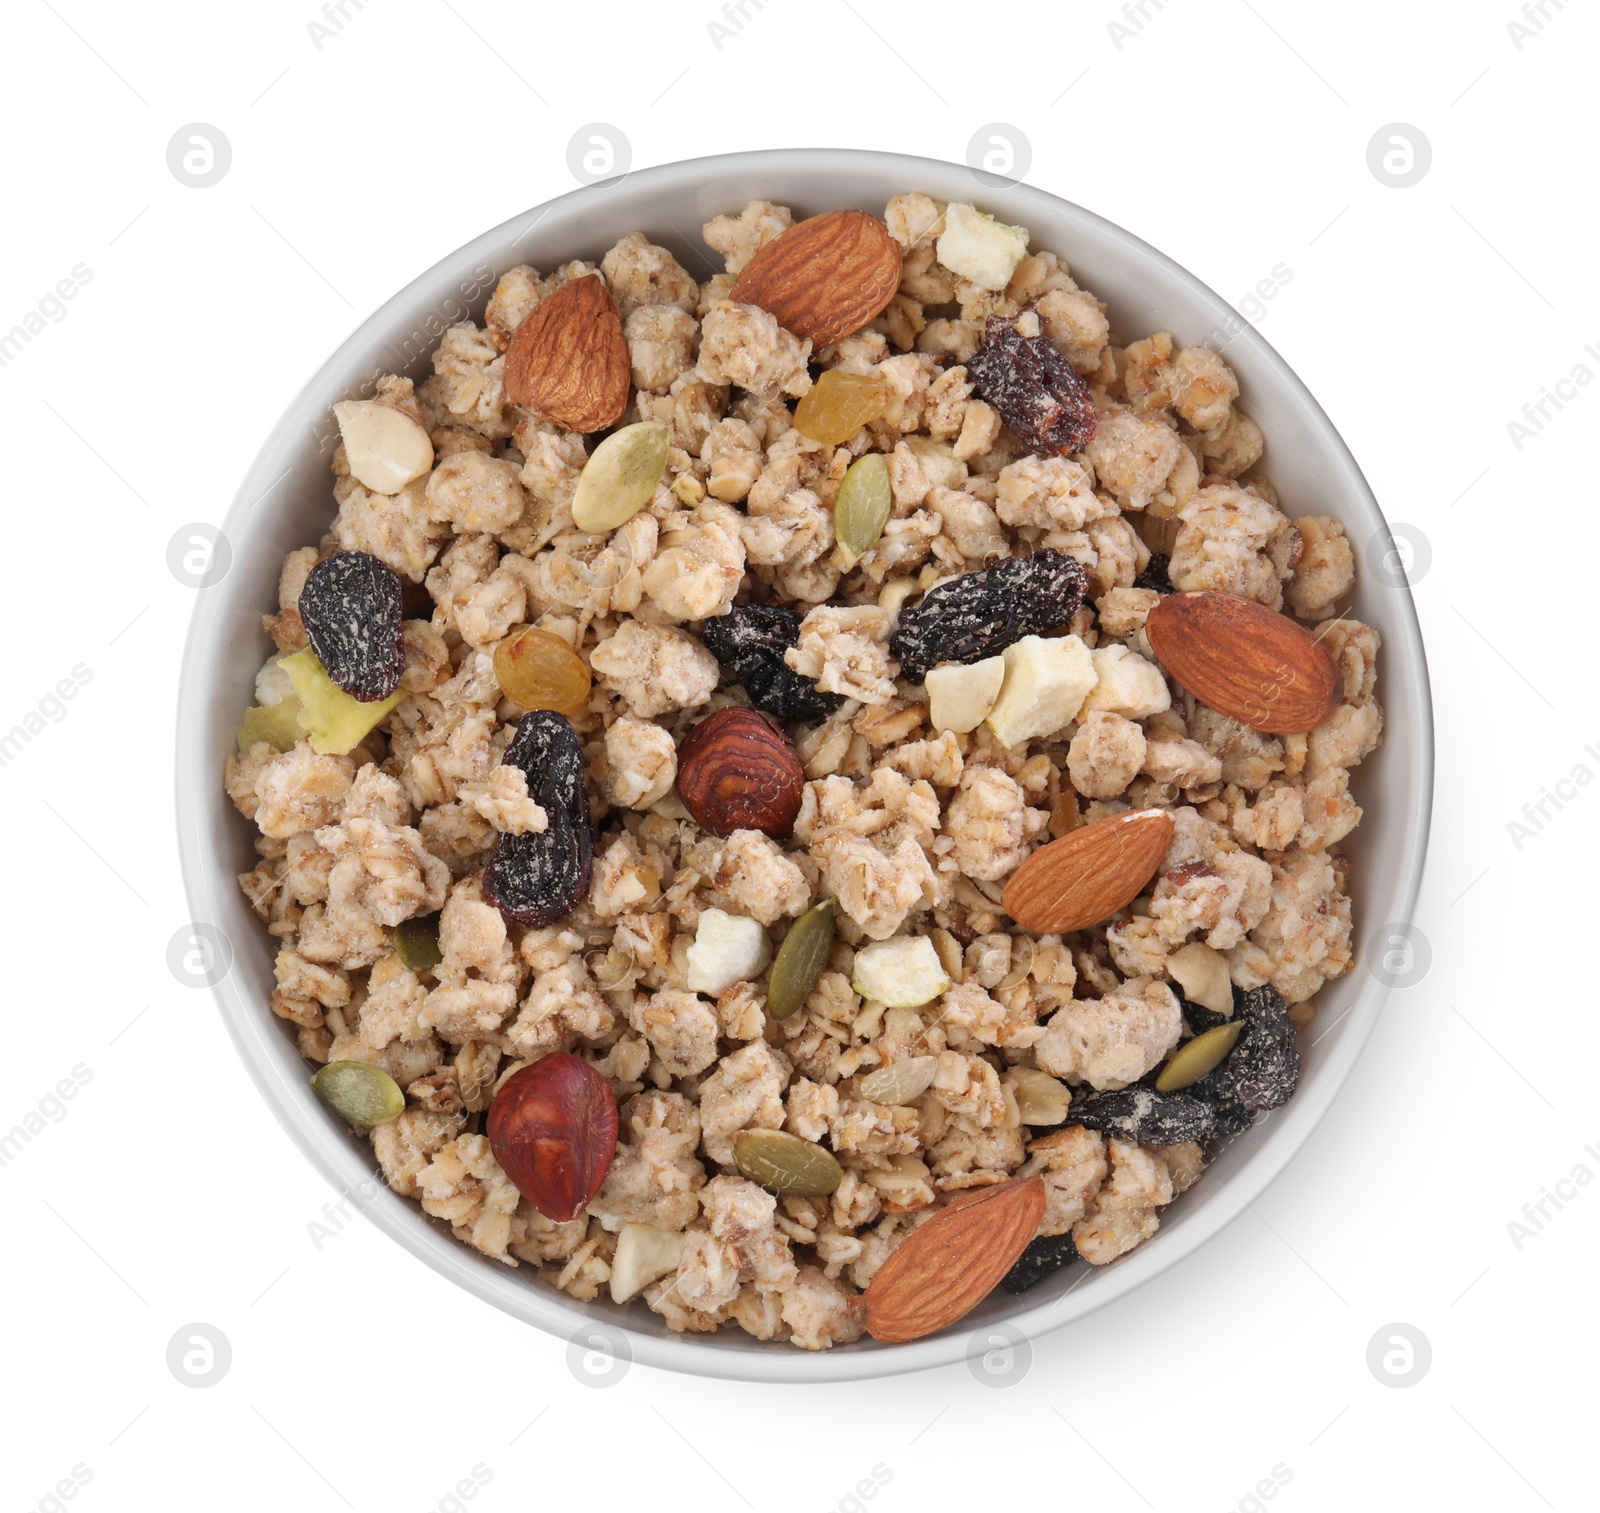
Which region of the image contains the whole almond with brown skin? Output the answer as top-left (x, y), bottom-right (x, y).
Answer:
top-left (1002, 808), bottom-right (1175, 934)
top-left (503, 275), bottom-right (629, 433)
top-left (729, 210), bottom-right (903, 347)
top-left (864, 1177), bottom-right (1045, 1342)
top-left (1145, 590), bottom-right (1340, 735)
top-left (676, 706), bottom-right (804, 839)
top-left (486, 1052), bottom-right (618, 1221)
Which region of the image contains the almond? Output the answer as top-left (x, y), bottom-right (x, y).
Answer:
top-left (1001, 808), bottom-right (1175, 933)
top-left (486, 1052), bottom-right (618, 1222)
top-left (503, 274), bottom-right (629, 433)
top-left (863, 1177), bottom-right (1045, 1342)
top-left (676, 706), bottom-right (805, 839)
top-left (1145, 591), bottom-right (1340, 735)
top-left (729, 210), bottom-right (902, 347)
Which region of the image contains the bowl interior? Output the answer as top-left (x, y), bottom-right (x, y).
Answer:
top-left (177, 148), bottom-right (1433, 1382)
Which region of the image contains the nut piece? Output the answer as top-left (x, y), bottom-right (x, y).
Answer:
top-left (310, 1061), bottom-right (404, 1126)
top-left (486, 1052), bottom-right (618, 1222)
top-left (733, 1128), bottom-right (843, 1197)
top-left (503, 274), bottom-right (630, 433)
top-left (856, 1057), bottom-right (938, 1107)
top-left (610, 1223), bottom-right (683, 1303)
top-left (1002, 809), bottom-right (1175, 934)
top-left (936, 203), bottom-right (1030, 292)
top-left (851, 937), bottom-right (950, 1009)
top-left (1167, 941), bottom-right (1233, 1015)
top-left (333, 400), bottom-right (434, 494)
top-left (729, 209), bottom-right (903, 346)
top-left (1155, 1021), bottom-right (1243, 1092)
top-left (685, 907), bottom-right (771, 994)
top-left (926, 656), bottom-right (1006, 734)
top-left (863, 1177), bottom-right (1046, 1342)
top-left (985, 634), bottom-right (1097, 748)
top-left (1145, 591), bottom-right (1340, 735)
top-left (676, 707), bottom-right (805, 839)
top-left (571, 421), bottom-right (669, 534)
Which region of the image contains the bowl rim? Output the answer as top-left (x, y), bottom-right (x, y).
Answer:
top-left (176, 146), bottom-right (1434, 1382)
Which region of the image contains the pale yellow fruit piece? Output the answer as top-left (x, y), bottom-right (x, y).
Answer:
top-left (925, 656), bottom-right (1005, 734)
top-left (280, 649), bottom-right (405, 756)
top-left (1166, 942), bottom-right (1234, 1015)
top-left (985, 634), bottom-right (1096, 747)
top-left (571, 421), bottom-right (669, 533)
top-left (936, 203), bottom-right (1030, 292)
top-left (610, 1224), bottom-right (683, 1303)
top-left (903, 435), bottom-right (968, 489)
top-left (685, 907), bottom-right (770, 995)
top-left (236, 697), bottom-right (305, 753)
top-left (851, 937), bottom-right (950, 1009)
top-left (1081, 643), bottom-right (1171, 720)
top-left (333, 400), bottom-right (433, 495)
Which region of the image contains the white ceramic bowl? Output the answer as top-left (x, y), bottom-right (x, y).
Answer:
top-left (177, 148), bottom-right (1434, 1382)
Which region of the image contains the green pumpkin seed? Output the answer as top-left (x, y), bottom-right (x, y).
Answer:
top-left (393, 913), bottom-right (442, 972)
top-left (571, 421), bottom-right (669, 533)
top-left (733, 1129), bottom-right (843, 1196)
top-left (767, 897), bottom-right (836, 1021)
top-left (1154, 1021), bottom-right (1243, 1092)
top-left (311, 1061), bottom-right (405, 1125)
top-left (833, 452), bottom-right (892, 566)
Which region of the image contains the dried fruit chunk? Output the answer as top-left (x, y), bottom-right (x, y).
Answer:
top-left (733, 1128), bottom-right (843, 1197)
top-left (570, 421), bottom-right (669, 534)
top-left (487, 1053), bottom-right (619, 1222)
top-left (1002, 808), bottom-right (1174, 934)
top-left (700, 604), bottom-right (841, 723)
top-left (332, 399), bottom-right (433, 494)
top-left (483, 711), bottom-right (592, 927)
top-left (393, 913), bottom-right (442, 972)
top-left (968, 310), bottom-right (1097, 456)
top-left (1133, 552), bottom-right (1172, 594)
top-left (984, 634), bottom-right (1096, 748)
top-left (890, 549), bottom-right (1088, 681)
top-left (279, 648), bottom-right (404, 756)
top-left (863, 1178), bottom-right (1046, 1342)
top-left (236, 697), bottom-right (304, 753)
top-left (833, 452), bottom-right (892, 566)
top-left (925, 656), bottom-right (1005, 734)
top-left (768, 897), bottom-right (837, 1021)
top-left (728, 209), bottom-right (902, 346)
top-left (493, 626), bottom-right (592, 715)
top-left (1154, 1021), bottom-right (1243, 1092)
top-left (1001, 1231), bottom-right (1080, 1295)
top-left (311, 1061), bottom-right (405, 1126)
top-left (1068, 1086), bottom-right (1217, 1145)
top-left (685, 908), bottom-right (770, 994)
top-left (936, 203), bottom-right (1030, 292)
top-left (297, 550), bottom-right (406, 701)
top-left (794, 369), bottom-right (887, 446)
top-left (851, 937), bottom-right (950, 1009)
top-left (503, 274), bottom-right (629, 433)
top-left (675, 706), bottom-right (805, 838)
top-left (1189, 984), bottom-right (1300, 1126)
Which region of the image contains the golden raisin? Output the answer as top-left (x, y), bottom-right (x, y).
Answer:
top-left (493, 627), bottom-right (591, 714)
top-left (794, 370), bottom-right (887, 446)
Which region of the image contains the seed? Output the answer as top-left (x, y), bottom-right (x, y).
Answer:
top-left (393, 913), bottom-right (442, 972)
top-left (794, 370), bottom-right (887, 446)
top-left (311, 1061), bottom-right (405, 1125)
top-left (570, 421), bottom-right (668, 534)
top-left (767, 898), bottom-right (836, 1021)
top-left (733, 1129), bottom-right (843, 1197)
top-left (833, 452), bottom-right (893, 567)
top-left (1155, 1021), bottom-right (1244, 1092)
top-left (493, 626), bottom-right (591, 714)
top-left (856, 1057), bottom-right (937, 1107)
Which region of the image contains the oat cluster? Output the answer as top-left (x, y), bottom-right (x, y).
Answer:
top-left (225, 193), bottom-right (1382, 1350)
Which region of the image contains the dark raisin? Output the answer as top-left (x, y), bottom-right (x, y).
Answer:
top-left (1133, 553), bottom-right (1172, 594)
top-left (890, 549), bottom-right (1088, 681)
top-left (1001, 1231), bottom-right (1080, 1294)
top-left (483, 711), bottom-right (593, 927)
top-left (1068, 1086), bottom-right (1217, 1145)
top-left (700, 603), bottom-right (842, 722)
top-left (298, 550), bottom-right (406, 701)
top-left (1189, 984), bottom-right (1301, 1124)
top-left (967, 309), bottom-right (1097, 457)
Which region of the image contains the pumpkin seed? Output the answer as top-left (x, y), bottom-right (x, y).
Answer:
top-left (1154, 1021), bottom-right (1243, 1092)
top-left (571, 421), bottom-right (669, 533)
top-left (767, 897), bottom-right (836, 1020)
top-left (311, 1061), bottom-right (405, 1125)
top-left (833, 452), bottom-right (892, 566)
top-left (856, 1057), bottom-right (937, 1107)
top-left (393, 913), bottom-right (443, 972)
top-left (733, 1129), bottom-right (843, 1196)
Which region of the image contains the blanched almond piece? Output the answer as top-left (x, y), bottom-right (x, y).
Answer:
top-left (610, 1224), bottom-right (683, 1303)
top-left (1166, 941), bottom-right (1234, 1015)
top-left (333, 400), bottom-right (433, 494)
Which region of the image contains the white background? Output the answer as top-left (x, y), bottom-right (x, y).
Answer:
top-left (2, 1), bottom-right (1593, 1509)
